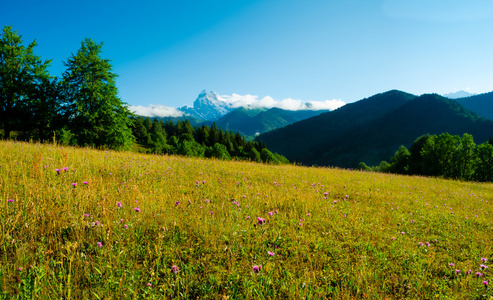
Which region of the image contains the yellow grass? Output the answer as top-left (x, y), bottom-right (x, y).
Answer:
top-left (0, 140), bottom-right (491, 299)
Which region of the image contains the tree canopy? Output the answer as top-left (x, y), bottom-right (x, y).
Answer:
top-left (0, 26), bottom-right (53, 139)
top-left (362, 133), bottom-right (493, 182)
top-left (130, 116), bottom-right (288, 164)
top-left (62, 38), bottom-right (133, 150)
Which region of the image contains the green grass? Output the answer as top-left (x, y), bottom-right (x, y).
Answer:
top-left (0, 140), bottom-right (491, 299)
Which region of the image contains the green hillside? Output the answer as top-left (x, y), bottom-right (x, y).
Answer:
top-left (215, 107), bottom-right (329, 136)
top-left (256, 91), bottom-right (493, 168)
top-left (255, 90), bottom-right (417, 166)
top-left (455, 91), bottom-right (493, 120)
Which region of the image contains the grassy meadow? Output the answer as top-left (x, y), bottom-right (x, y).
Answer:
top-left (0, 140), bottom-right (492, 299)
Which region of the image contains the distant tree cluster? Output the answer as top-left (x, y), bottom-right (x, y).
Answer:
top-left (359, 133), bottom-right (493, 182)
top-left (131, 116), bottom-right (289, 164)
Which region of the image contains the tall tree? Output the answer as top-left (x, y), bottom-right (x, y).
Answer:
top-left (408, 135), bottom-right (431, 175)
top-left (474, 143), bottom-right (493, 182)
top-left (0, 26), bottom-right (52, 139)
top-left (421, 133), bottom-right (459, 177)
top-left (62, 38), bottom-right (133, 149)
top-left (23, 77), bottom-right (66, 141)
top-left (450, 133), bottom-right (476, 180)
top-left (389, 145), bottom-right (411, 174)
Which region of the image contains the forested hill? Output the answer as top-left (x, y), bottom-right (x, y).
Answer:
top-left (256, 91), bottom-right (493, 168)
top-left (255, 90), bottom-right (417, 165)
top-left (455, 91), bottom-right (493, 120)
top-left (214, 107), bottom-right (329, 136)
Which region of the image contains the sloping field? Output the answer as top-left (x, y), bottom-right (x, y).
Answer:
top-left (0, 141), bottom-right (491, 299)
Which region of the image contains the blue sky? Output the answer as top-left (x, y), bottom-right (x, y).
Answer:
top-left (2, 0), bottom-right (493, 112)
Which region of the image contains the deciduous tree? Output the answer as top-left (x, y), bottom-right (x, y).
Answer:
top-left (0, 26), bottom-right (52, 139)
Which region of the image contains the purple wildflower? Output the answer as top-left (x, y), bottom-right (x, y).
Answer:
top-left (97, 242), bottom-right (102, 248)
top-left (268, 251), bottom-right (275, 256)
top-left (171, 265), bottom-right (179, 273)
top-left (134, 207), bottom-right (141, 212)
top-left (252, 265), bottom-right (261, 274)
top-left (257, 217), bottom-right (266, 225)
top-left (7, 199), bottom-right (14, 202)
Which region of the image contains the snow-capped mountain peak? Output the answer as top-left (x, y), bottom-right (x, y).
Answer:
top-left (179, 90), bottom-right (233, 121)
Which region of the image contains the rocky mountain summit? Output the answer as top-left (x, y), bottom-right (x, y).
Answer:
top-left (178, 90), bottom-right (233, 121)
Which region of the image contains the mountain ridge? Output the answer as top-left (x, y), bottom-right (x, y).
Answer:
top-left (256, 91), bottom-right (493, 167)
top-left (454, 91), bottom-right (493, 120)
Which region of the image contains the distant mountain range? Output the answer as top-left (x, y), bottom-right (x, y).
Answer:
top-left (152, 90), bottom-right (332, 137)
top-left (442, 90), bottom-right (476, 99)
top-left (255, 90), bottom-right (493, 168)
top-left (135, 89), bottom-right (493, 163)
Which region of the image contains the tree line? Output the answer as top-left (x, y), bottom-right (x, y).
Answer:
top-left (131, 116), bottom-right (289, 163)
top-left (359, 133), bottom-right (493, 182)
top-left (0, 26), bottom-right (288, 164)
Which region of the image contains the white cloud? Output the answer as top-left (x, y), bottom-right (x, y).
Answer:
top-left (220, 93), bottom-right (345, 111)
top-left (306, 99), bottom-right (347, 110)
top-left (130, 93), bottom-right (346, 116)
top-left (130, 104), bottom-right (184, 117)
